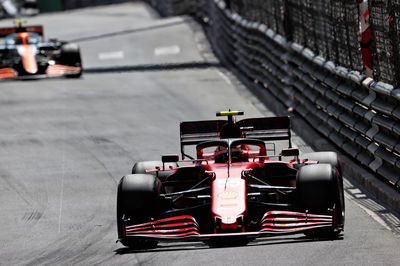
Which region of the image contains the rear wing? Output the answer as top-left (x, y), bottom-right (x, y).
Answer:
top-left (180, 120), bottom-right (226, 159)
top-left (237, 117), bottom-right (292, 144)
top-left (180, 116), bottom-right (292, 159)
top-left (0, 25), bottom-right (44, 38)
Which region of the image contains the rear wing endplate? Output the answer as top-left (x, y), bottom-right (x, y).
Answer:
top-left (180, 116), bottom-right (291, 159)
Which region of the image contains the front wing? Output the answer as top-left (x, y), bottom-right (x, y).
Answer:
top-left (0, 64), bottom-right (81, 80)
top-left (122, 211), bottom-right (334, 242)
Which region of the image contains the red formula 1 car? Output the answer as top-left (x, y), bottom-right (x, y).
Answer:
top-left (0, 21), bottom-right (82, 79)
top-left (117, 111), bottom-right (345, 248)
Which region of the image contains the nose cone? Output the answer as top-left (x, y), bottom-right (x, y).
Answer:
top-left (18, 46), bottom-right (38, 74)
top-left (212, 175), bottom-right (246, 231)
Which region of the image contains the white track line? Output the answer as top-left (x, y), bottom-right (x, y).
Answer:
top-left (217, 70), bottom-right (232, 86)
top-left (345, 192), bottom-right (392, 231)
top-left (58, 139), bottom-right (65, 233)
top-left (98, 51), bottom-right (124, 60)
top-left (154, 45), bottom-right (181, 56)
top-left (344, 180), bottom-right (392, 231)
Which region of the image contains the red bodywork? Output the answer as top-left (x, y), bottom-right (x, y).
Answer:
top-left (124, 159), bottom-right (331, 241)
top-left (120, 114), bottom-right (342, 244)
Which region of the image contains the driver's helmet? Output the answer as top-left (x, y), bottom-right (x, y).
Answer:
top-left (5, 32), bottom-right (41, 46)
top-left (231, 146), bottom-right (249, 162)
top-left (214, 145), bottom-right (248, 163)
top-left (214, 146), bottom-right (228, 163)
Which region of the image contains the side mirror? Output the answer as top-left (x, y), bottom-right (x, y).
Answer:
top-left (161, 154), bottom-right (179, 163)
top-left (281, 148), bottom-right (299, 157)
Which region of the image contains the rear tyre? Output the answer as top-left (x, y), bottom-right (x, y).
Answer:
top-left (117, 174), bottom-right (161, 249)
top-left (296, 164), bottom-right (344, 238)
top-left (59, 43), bottom-right (82, 78)
top-left (300, 151), bottom-right (342, 175)
top-left (132, 161), bottom-right (177, 181)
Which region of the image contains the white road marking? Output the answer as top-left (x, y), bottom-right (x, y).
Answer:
top-left (343, 180), bottom-right (393, 231)
top-left (154, 45), bottom-right (181, 56)
top-left (345, 193), bottom-right (392, 231)
top-left (98, 51), bottom-right (124, 60)
top-left (58, 137), bottom-right (65, 233)
top-left (217, 70), bottom-right (232, 86)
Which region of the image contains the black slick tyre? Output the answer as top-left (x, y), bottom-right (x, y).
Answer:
top-left (116, 174), bottom-right (161, 249)
top-left (59, 43), bottom-right (82, 78)
top-left (296, 163), bottom-right (345, 238)
top-left (132, 161), bottom-right (177, 181)
top-left (300, 151), bottom-right (342, 175)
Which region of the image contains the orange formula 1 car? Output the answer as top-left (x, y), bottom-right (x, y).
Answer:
top-left (117, 111), bottom-right (345, 249)
top-left (0, 21), bottom-right (82, 79)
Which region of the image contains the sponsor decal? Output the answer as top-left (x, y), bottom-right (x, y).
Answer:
top-left (218, 191), bottom-right (238, 200)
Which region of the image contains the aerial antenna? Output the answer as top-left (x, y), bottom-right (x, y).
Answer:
top-left (216, 109), bottom-right (244, 123)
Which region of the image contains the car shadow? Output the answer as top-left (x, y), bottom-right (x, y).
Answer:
top-left (114, 234), bottom-right (344, 255)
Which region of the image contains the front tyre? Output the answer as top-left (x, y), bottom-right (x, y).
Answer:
top-left (59, 43), bottom-right (82, 78)
top-left (296, 164), bottom-right (344, 238)
top-left (117, 174), bottom-right (161, 249)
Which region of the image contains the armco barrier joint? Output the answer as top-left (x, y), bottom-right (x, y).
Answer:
top-left (301, 48), bottom-right (315, 61)
top-left (258, 24), bottom-right (267, 32)
top-left (265, 29), bottom-right (276, 40)
top-left (323, 60), bottom-right (336, 73)
top-left (366, 140), bottom-right (379, 153)
top-left (355, 135), bottom-right (372, 148)
top-left (340, 125), bottom-right (358, 141)
top-left (369, 158), bottom-right (383, 172)
top-left (362, 91), bottom-right (376, 106)
top-left (393, 107), bottom-right (400, 121)
top-left (335, 66), bottom-right (350, 79)
top-left (340, 112), bottom-right (357, 128)
top-left (371, 81), bottom-right (394, 96)
top-left (312, 55), bottom-right (326, 67)
top-left (351, 89), bottom-right (369, 103)
top-left (393, 123), bottom-right (400, 135)
top-left (324, 76), bottom-right (341, 90)
top-left (371, 98), bottom-right (395, 115)
top-left (348, 71), bottom-right (365, 83)
top-left (353, 104), bottom-right (368, 117)
top-left (362, 77), bottom-right (374, 87)
top-left (337, 83), bottom-right (354, 97)
top-left (290, 42), bottom-right (304, 53)
top-left (313, 69), bottom-right (328, 82)
top-left (394, 143), bottom-right (400, 155)
top-left (355, 122), bottom-right (371, 136)
top-left (365, 124), bottom-right (379, 139)
top-left (392, 88), bottom-right (400, 100)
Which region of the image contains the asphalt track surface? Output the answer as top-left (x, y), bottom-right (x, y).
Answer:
top-left (0, 2), bottom-right (400, 265)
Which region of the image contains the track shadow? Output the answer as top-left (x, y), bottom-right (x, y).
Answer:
top-left (115, 242), bottom-right (208, 255)
top-left (69, 19), bottom-right (190, 43)
top-left (84, 61), bottom-right (221, 74)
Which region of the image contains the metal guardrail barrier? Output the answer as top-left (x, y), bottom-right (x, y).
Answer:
top-left (369, 0), bottom-right (400, 86)
top-left (146, 0), bottom-right (400, 190)
top-left (60, 0), bottom-right (130, 10)
top-left (35, 0), bottom-right (130, 12)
